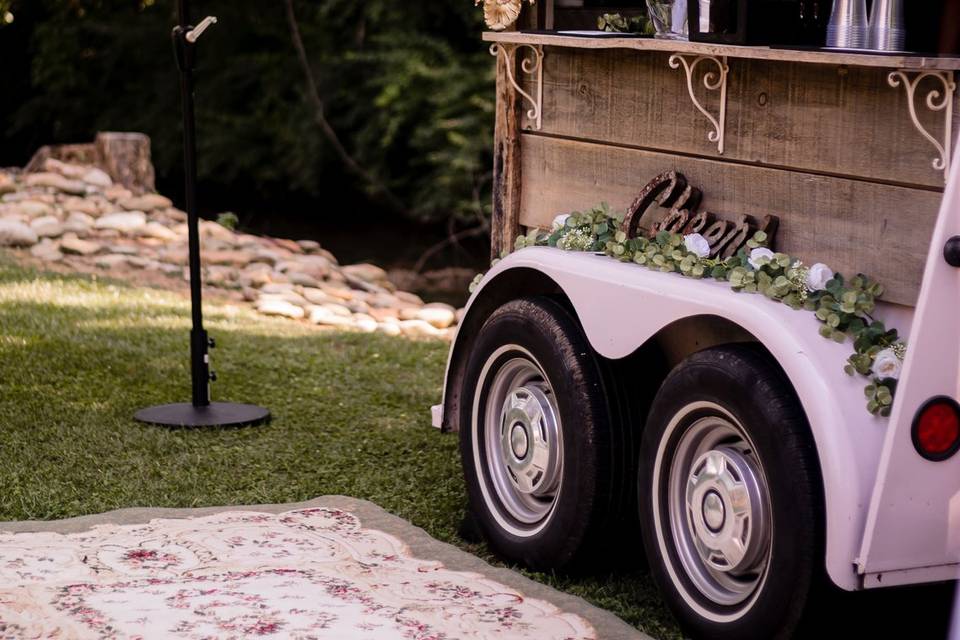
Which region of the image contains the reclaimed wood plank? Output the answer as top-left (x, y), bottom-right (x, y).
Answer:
top-left (491, 46), bottom-right (524, 260)
top-left (525, 47), bottom-right (954, 188)
top-left (484, 31), bottom-right (960, 72)
top-left (519, 134), bottom-right (940, 305)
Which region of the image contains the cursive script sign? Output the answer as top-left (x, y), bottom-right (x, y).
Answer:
top-left (621, 171), bottom-right (779, 260)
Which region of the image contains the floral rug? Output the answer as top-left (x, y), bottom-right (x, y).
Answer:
top-left (0, 507), bottom-right (595, 639)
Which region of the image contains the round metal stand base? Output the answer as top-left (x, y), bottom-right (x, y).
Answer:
top-left (134, 402), bottom-right (270, 429)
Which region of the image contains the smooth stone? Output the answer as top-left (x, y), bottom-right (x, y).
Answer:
top-left (30, 215), bottom-right (65, 239)
top-left (399, 319), bottom-right (446, 339)
top-left (30, 239), bottom-right (63, 262)
top-left (256, 299), bottom-right (305, 320)
top-left (95, 210), bottom-right (147, 234)
top-left (199, 220), bottom-right (236, 241)
top-left (60, 234), bottom-right (102, 256)
top-left (346, 300), bottom-right (371, 315)
top-left (249, 250), bottom-right (282, 266)
top-left (377, 321), bottom-right (402, 337)
top-left (368, 307), bottom-right (399, 322)
top-left (95, 254), bottom-right (129, 269)
top-left (297, 239), bottom-right (321, 252)
top-left (82, 168), bottom-right (113, 188)
top-left (259, 291), bottom-right (308, 307)
top-left (25, 172), bottom-right (87, 195)
top-left (104, 185), bottom-right (133, 201)
top-left (368, 293), bottom-right (402, 309)
top-left (320, 303), bottom-right (352, 318)
top-left (205, 265), bottom-right (238, 287)
top-left (260, 282), bottom-right (295, 294)
top-left (62, 197), bottom-right (101, 216)
top-left (321, 285), bottom-right (355, 301)
top-left (287, 272), bottom-right (320, 288)
top-left (43, 158), bottom-right (87, 179)
top-left (0, 174), bottom-right (15, 195)
top-left (395, 290), bottom-right (425, 307)
top-left (343, 263), bottom-right (388, 283)
top-left (398, 307), bottom-right (421, 321)
top-left (202, 250), bottom-right (251, 267)
top-left (118, 194), bottom-right (172, 212)
top-left (353, 314), bottom-right (378, 333)
top-left (64, 211), bottom-right (94, 235)
top-left (416, 306), bottom-right (456, 329)
top-left (309, 306), bottom-right (355, 328)
top-left (140, 221), bottom-right (179, 241)
top-left (15, 200), bottom-right (55, 219)
top-left (301, 287), bottom-right (334, 305)
top-left (0, 220), bottom-right (38, 247)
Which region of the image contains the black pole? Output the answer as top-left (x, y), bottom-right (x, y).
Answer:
top-left (134, 1), bottom-right (269, 428)
top-left (175, 0), bottom-right (211, 407)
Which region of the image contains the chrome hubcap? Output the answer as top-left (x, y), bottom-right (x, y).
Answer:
top-left (666, 412), bottom-right (772, 606)
top-left (480, 352), bottom-right (563, 531)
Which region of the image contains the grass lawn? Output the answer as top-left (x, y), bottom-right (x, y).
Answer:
top-left (0, 255), bottom-right (681, 639)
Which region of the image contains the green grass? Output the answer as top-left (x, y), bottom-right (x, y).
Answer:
top-left (0, 254), bottom-right (680, 639)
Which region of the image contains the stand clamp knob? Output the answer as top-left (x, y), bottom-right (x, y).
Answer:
top-left (186, 16), bottom-right (218, 43)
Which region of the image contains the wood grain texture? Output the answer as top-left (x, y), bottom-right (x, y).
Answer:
top-left (484, 31), bottom-right (960, 72)
top-left (528, 47), bottom-right (956, 188)
top-left (519, 134), bottom-right (941, 305)
top-left (491, 46), bottom-right (524, 260)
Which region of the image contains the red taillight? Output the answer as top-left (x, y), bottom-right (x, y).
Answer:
top-left (912, 397), bottom-right (960, 461)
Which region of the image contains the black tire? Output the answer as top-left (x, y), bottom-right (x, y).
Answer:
top-left (458, 297), bottom-right (623, 570)
top-left (638, 345), bottom-right (823, 640)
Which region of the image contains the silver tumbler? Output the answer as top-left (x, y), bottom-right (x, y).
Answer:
top-left (826, 0), bottom-right (868, 49)
top-left (868, 0), bottom-right (905, 51)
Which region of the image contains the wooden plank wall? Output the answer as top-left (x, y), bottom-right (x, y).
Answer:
top-left (513, 47), bottom-right (958, 305)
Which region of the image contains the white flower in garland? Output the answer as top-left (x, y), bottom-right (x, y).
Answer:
top-left (805, 263), bottom-right (835, 292)
top-left (748, 247), bottom-right (775, 270)
top-left (873, 347), bottom-right (903, 380)
top-left (683, 233), bottom-right (711, 258)
top-left (552, 214), bottom-right (571, 230)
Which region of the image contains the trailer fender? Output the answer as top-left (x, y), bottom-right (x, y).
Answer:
top-left (442, 246), bottom-right (890, 591)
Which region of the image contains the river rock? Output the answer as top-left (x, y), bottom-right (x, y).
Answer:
top-left (319, 303), bottom-right (352, 318)
top-left (368, 307), bottom-right (399, 322)
top-left (352, 314), bottom-right (378, 333)
top-left (260, 282), bottom-right (295, 294)
top-left (297, 239), bottom-right (321, 253)
top-left (60, 234), bottom-right (102, 256)
top-left (377, 321), bottom-right (402, 337)
top-left (25, 172), bottom-right (88, 195)
top-left (15, 200), bottom-right (54, 219)
top-left (30, 239), bottom-right (63, 262)
top-left (62, 197), bottom-right (101, 216)
top-left (395, 290), bottom-right (425, 306)
top-left (399, 319), bottom-right (446, 339)
top-left (343, 263), bottom-right (389, 284)
top-left (119, 193), bottom-right (172, 212)
top-left (287, 272), bottom-right (320, 288)
top-left (95, 254), bottom-right (130, 269)
top-left (309, 306), bottom-right (356, 328)
top-left (416, 303), bottom-right (457, 329)
top-left (256, 298), bottom-right (305, 320)
top-left (30, 215), bottom-right (65, 239)
top-left (140, 221), bottom-right (179, 241)
top-left (64, 211), bottom-right (94, 236)
top-left (0, 174), bottom-right (14, 196)
top-left (321, 285), bottom-right (356, 302)
top-left (95, 210), bottom-right (147, 234)
top-left (82, 168), bottom-right (113, 189)
top-left (0, 220), bottom-right (38, 247)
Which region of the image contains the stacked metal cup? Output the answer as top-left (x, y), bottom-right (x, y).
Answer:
top-left (826, 0), bottom-right (868, 49)
top-left (868, 0), bottom-right (905, 51)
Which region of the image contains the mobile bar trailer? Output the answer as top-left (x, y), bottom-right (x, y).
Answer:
top-left (431, 11), bottom-right (960, 640)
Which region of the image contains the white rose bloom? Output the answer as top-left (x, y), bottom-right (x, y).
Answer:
top-left (805, 263), bottom-right (834, 291)
top-left (552, 214), bottom-right (571, 230)
top-left (683, 233), bottom-right (711, 258)
top-left (872, 348), bottom-right (902, 380)
top-left (748, 247), bottom-right (775, 270)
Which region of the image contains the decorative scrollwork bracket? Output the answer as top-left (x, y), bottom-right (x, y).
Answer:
top-left (888, 70), bottom-right (956, 183)
top-left (668, 54), bottom-right (729, 155)
top-left (490, 43), bottom-right (544, 131)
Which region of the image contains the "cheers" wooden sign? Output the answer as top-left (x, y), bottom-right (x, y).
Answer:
top-left (621, 171), bottom-right (780, 260)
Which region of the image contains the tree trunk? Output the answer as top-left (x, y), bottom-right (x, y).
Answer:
top-left (95, 132), bottom-right (156, 194)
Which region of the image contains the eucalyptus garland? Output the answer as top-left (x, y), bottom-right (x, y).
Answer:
top-left (488, 203), bottom-right (907, 417)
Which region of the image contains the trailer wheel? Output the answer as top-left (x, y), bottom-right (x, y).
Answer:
top-left (459, 297), bottom-right (617, 569)
top-left (639, 345), bottom-right (821, 640)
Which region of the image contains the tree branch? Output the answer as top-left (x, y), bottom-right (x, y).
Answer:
top-left (413, 223), bottom-right (490, 273)
top-left (283, 0), bottom-right (409, 215)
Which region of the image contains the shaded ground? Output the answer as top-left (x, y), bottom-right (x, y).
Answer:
top-left (0, 255), bottom-right (954, 640)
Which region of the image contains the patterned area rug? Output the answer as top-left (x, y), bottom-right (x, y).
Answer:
top-left (0, 507), bottom-right (596, 639)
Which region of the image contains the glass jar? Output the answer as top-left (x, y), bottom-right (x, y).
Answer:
top-left (647, 0), bottom-right (689, 40)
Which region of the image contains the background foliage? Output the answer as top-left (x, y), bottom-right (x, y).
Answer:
top-left (0, 0), bottom-right (494, 228)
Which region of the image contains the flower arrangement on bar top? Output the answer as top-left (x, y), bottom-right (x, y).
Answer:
top-left (474, 203), bottom-right (907, 418)
top-left (475, 0), bottom-right (535, 31)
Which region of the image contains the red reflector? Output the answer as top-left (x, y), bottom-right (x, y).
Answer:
top-left (912, 397), bottom-right (960, 461)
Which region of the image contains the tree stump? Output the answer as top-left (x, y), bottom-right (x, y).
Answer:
top-left (95, 132), bottom-right (156, 194)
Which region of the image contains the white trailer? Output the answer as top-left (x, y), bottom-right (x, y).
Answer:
top-left (434, 28), bottom-right (960, 639)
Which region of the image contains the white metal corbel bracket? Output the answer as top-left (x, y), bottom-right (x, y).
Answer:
top-left (888, 70), bottom-right (956, 183)
top-left (490, 43), bottom-right (544, 131)
top-left (668, 54), bottom-right (729, 155)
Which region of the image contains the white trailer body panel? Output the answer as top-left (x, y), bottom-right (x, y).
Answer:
top-left (453, 246), bottom-right (897, 590)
